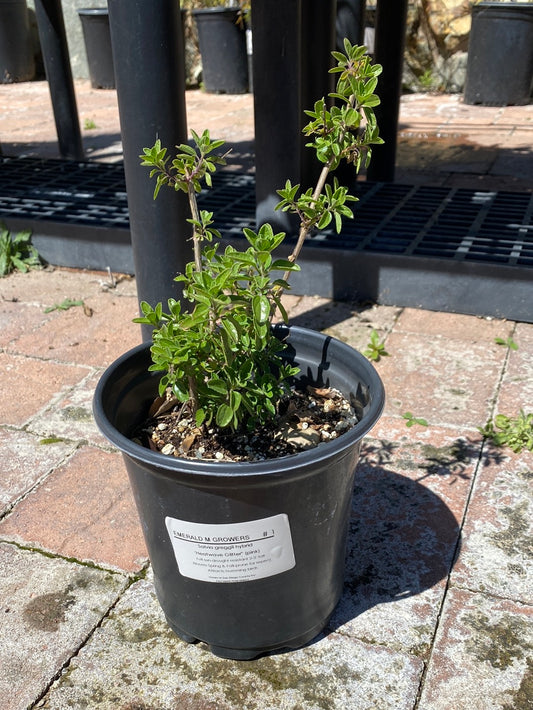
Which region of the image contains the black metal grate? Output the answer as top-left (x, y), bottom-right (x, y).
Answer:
top-left (1, 156), bottom-right (532, 268)
top-left (0, 157), bottom-right (129, 228)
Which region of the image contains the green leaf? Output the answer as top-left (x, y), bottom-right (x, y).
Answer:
top-left (402, 412), bottom-right (428, 428)
top-left (271, 293), bottom-right (289, 325)
top-left (271, 259), bottom-right (299, 272)
top-left (363, 94), bottom-right (381, 108)
top-left (252, 295), bottom-right (270, 325)
top-left (242, 227), bottom-right (258, 248)
top-left (317, 212), bottom-right (332, 230)
top-left (208, 379), bottom-right (229, 395)
top-left (44, 298), bottom-right (84, 313)
top-left (177, 143), bottom-right (197, 156)
top-left (479, 410), bottom-right (532, 453)
top-left (216, 403), bottom-right (234, 428)
top-left (230, 390), bottom-right (242, 413)
top-left (363, 329), bottom-right (389, 362)
top-left (221, 317), bottom-right (239, 343)
top-left (195, 408), bottom-right (206, 427)
top-left (172, 381), bottom-right (190, 402)
top-left (0, 225), bottom-right (41, 277)
top-left (495, 336), bottom-right (518, 351)
top-left (11, 256), bottom-right (28, 273)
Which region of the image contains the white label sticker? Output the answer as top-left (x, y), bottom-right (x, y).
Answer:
top-left (165, 514), bottom-right (296, 583)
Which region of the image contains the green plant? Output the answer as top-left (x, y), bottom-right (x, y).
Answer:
top-left (480, 411), bottom-right (533, 453)
top-left (418, 68), bottom-right (435, 91)
top-left (494, 336), bottom-right (518, 351)
top-left (402, 412), bottom-right (429, 428)
top-left (363, 329), bottom-right (389, 362)
top-left (137, 40), bottom-right (383, 433)
top-left (39, 437), bottom-right (65, 445)
top-left (83, 118), bottom-right (97, 130)
top-left (44, 298), bottom-right (85, 313)
top-left (0, 224), bottom-right (41, 277)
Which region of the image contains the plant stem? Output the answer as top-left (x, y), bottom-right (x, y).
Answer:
top-left (187, 182), bottom-right (202, 271)
top-left (283, 161), bottom-right (331, 281)
top-left (188, 374), bottom-right (199, 418)
top-left (280, 160), bottom-right (333, 286)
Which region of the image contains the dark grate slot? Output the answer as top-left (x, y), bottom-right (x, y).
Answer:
top-left (414, 242), bottom-right (463, 257)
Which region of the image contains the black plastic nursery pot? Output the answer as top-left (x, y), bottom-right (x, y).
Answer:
top-left (93, 326), bottom-right (385, 660)
top-left (78, 8), bottom-right (115, 89)
top-left (464, 1), bottom-right (533, 106)
top-left (192, 6), bottom-right (248, 93)
top-left (0, 0), bottom-right (35, 83)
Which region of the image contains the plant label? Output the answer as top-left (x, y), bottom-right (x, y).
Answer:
top-left (165, 513), bottom-right (296, 583)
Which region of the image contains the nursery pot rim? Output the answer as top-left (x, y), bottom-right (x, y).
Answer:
top-left (93, 325), bottom-right (385, 480)
top-left (77, 7), bottom-right (109, 15)
top-left (472, 1), bottom-right (533, 6)
top-left (191, 6), bottom-right (242, 15)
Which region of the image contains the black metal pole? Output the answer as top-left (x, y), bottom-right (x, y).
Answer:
top-left (334, 0), bottom-right (366, 191)
top-left (108, 0), bottom-right (189, 342)
top-left (301, 0), bottom-right (337, 188)
top-left (336, 0), bottom-right (366, 49)
top-left (34, 0), bottom-right (84, 160)
top-left (252, 0), bottom-right (338, 233)
top-left (252, 0), bottom-right (302, 233)
top-left (366, 0), bottom-right (408, 182)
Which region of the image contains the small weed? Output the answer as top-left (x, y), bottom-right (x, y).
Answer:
top-left (39, 437), bottom-right (65, 445)
top-left (403, 412), bottom-right (429, 428)
top-left (418, 69), bottom-right (435, 90)
top-left (495, 336), bottom-right (518, 351)
top-left (44, 298), bottom-right (85, 313)
top-left (480, 410), bottom-right (533, 453)
top-left (363, 329), bottom-right (389, 362)
top-left (83, 118), bottom-right (97, 130)
top-left (0, 224), bottom-right (41, 276)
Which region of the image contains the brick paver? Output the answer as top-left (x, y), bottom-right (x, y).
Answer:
top-left (0, 352), bottom-right (88, 427)
top-left (0, 428), bottom-right (75, 517)
top-left (38, 577), bottom-right (425, 710)
top-left (7, 291), bottom-right (140, 367)
top-left (373, 329), bottom-right (506, 429)
top-left (0, 543), bottom-right (127, 710)
top-left (418, 589), bottom-right (532, 710)
top-left (0, 446), bottom-right (147, 574)
top-left (451, 448), bottom-right (533, 604)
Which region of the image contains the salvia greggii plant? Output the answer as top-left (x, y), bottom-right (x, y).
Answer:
top-left (136, 40), bottom-right (383, 432)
